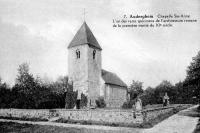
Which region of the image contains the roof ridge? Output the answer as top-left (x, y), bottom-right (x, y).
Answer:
top-left (101, 69), bottom-right (127, 87)
top-left (84, 22), bottom-right (90, 43)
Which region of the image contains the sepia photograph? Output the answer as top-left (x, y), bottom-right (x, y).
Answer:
top-left (0, 0), bottom-right (199, 132)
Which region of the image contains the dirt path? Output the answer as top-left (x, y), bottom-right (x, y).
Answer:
top-left (144, 105), bottom-right (199, 133)
top-left (0, 105), bottom-right (198, 133)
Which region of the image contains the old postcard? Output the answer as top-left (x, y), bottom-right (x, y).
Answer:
top-left (0, 0), bottom-right (199, 133)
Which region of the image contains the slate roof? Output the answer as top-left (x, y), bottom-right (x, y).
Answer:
top-left (68, 21), bottom-right (102, 50)
top-left (102, 69), bottom-right (127, 88)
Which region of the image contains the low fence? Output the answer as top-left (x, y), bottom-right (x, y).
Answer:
top-left (57, 109), bottom-right (143, 124)
top-left (0, 109), bottom-right (50, 120)
top-left (0, 104), bottom-right (191, 126)
top-left (142, 106), bottom-right (174, 122)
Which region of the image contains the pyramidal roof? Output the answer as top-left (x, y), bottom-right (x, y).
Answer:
top-left (68, 21), bottom-right (102, 50)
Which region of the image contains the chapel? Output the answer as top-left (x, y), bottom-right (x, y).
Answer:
top-left (68, 22), bottom-right (127, 108)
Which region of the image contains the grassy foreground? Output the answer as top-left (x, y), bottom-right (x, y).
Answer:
top-left (0, 121), bottom-right (83, 133)
top-left (0, 121), bottom-right (136, 133)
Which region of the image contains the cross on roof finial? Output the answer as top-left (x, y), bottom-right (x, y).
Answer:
top-left (83, 8), bottom-right (87, 21)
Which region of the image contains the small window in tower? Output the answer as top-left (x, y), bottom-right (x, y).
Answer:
top-left (76, 49), bottom-right (80, 59)
top-left (93, 50), bottom-right (96, 59)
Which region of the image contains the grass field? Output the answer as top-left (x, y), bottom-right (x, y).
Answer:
top-left (0, 121), bottom-right (132, 133)
top-left (0, 121), bottom-right (83, 133)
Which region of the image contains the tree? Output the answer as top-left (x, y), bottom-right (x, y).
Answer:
top-left (0, 64), bottom-right (73, 109)
top-left (51, 76), bottom-right (69, 94)
top-left (153, 80), bottom-right (175, 104)
top-left (128, 80), bottom-right (143, 100)
top-left (173, 81), bottom-right (184, 103)
top-left (12, 63), bottom-right (40, 108)
top-left (185, 51), bottom-right (200, 104)
top-left (141, 86), bottom-right (156, 106)
top-left (0, 78), bottom-right (12, 108)
top-left (16, 63), bottom-right (36, 94)
top-left (122, 80), bottom-right (143, 109)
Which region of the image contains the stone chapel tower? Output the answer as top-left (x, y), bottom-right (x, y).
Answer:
top-left (68, 22), bottom-right (102, 106)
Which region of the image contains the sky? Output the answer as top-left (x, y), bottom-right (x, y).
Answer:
top-left (0, 0), bottom-right (199, 88)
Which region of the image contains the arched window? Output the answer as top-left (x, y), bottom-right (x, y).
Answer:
top-left (76, 49), bottom-right (80, 59)
top-left (93, 49), bottom-right (96, 59)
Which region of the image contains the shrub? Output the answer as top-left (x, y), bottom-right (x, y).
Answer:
top-left (122, 102), bottom-right (130, 109)
top-left (65, 91), bottom-right (76, 109)
top-left (95, 97), bottom-right (106, 108)
top-left (122, 100), bottom-right (135, 109)
top-left (80, 93), bottom-right (88, 108)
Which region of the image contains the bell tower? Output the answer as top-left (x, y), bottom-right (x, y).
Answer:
top-left (68, 22), bottom-right (102, 106)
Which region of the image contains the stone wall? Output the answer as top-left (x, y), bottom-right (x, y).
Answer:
top-left (105, 84), bottom-right (127, 108)
top-left (142, 107), bottom-right (174, 122)
top-left (0, 108), bottom-right (142, 124)
top-left (58, 109), bottom-right (143, 124)
top-left (0, 109), bottom-right (49, 120)
top-left (0, 105), bottom-right (187, 126)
